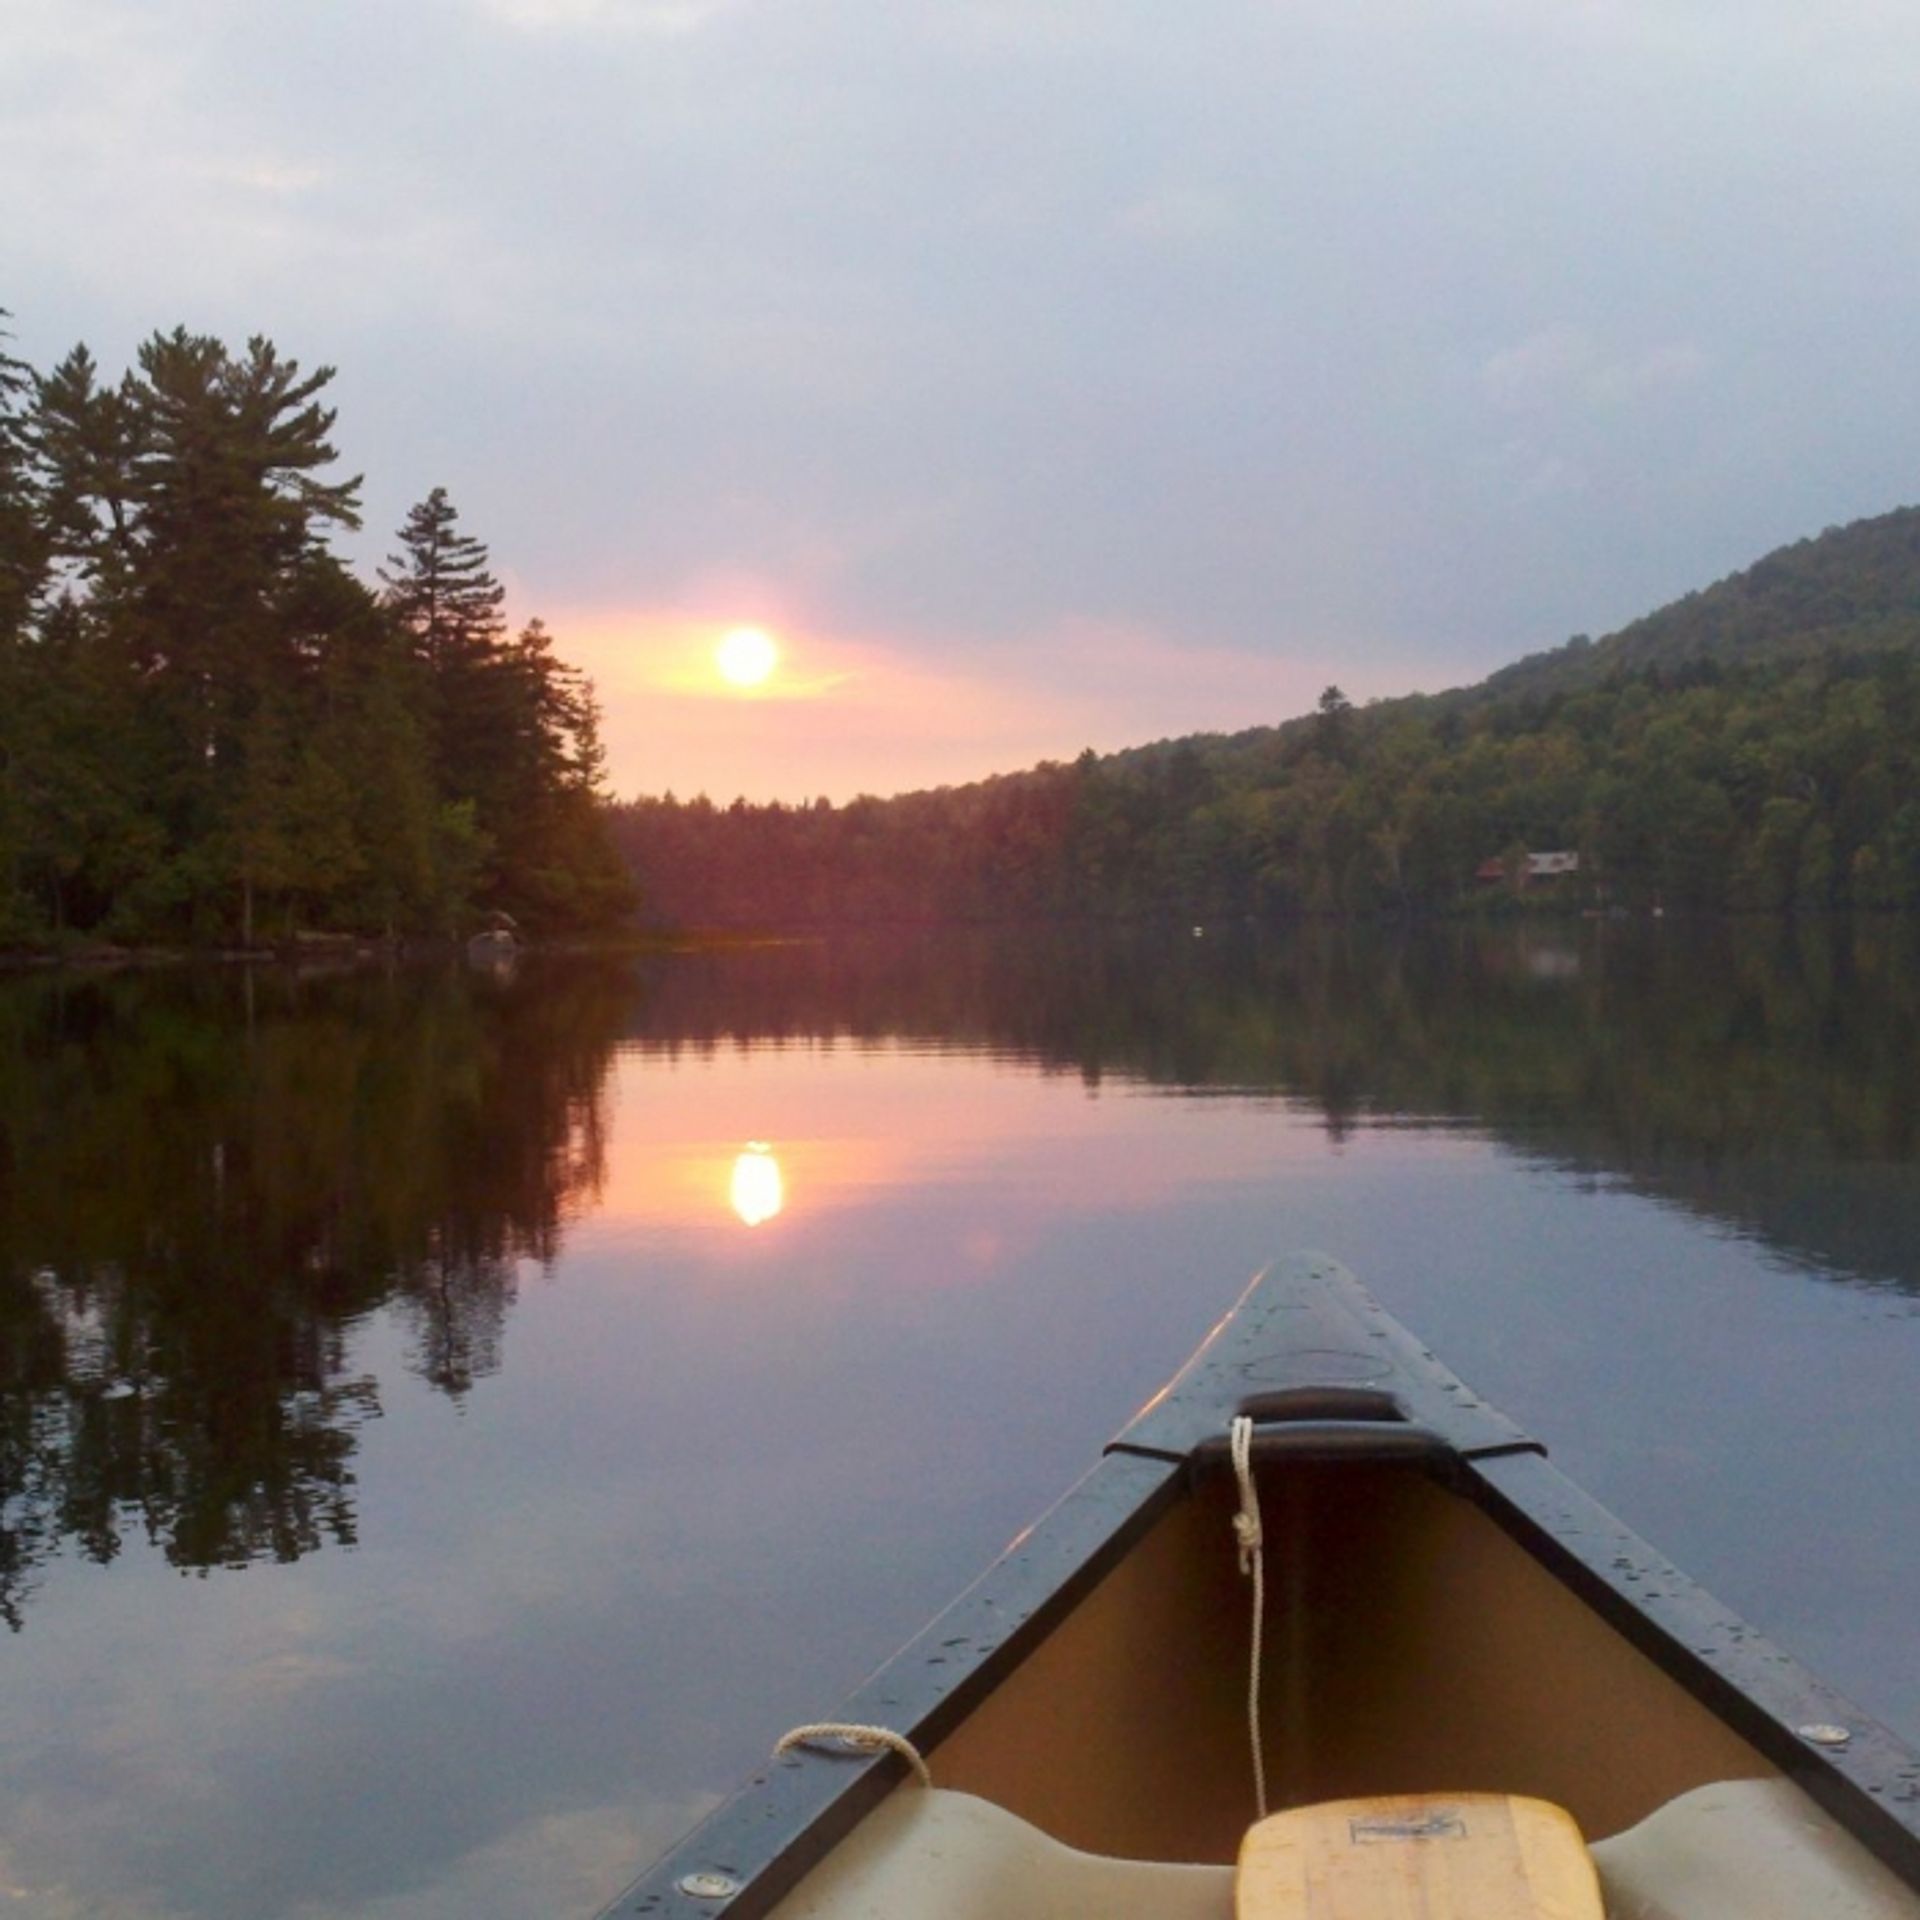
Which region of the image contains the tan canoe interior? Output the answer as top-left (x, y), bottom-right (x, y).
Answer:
top-left (928, 1460), bottom-right (1774, 1863)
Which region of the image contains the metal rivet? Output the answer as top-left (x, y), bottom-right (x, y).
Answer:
top-left (1798, 1723), bottom-right (1852, 1748)
top-left (676, 1871), bottom-right (741, 1900)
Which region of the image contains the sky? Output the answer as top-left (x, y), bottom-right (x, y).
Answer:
top-left (7, 0), bottom-right (1920, 803)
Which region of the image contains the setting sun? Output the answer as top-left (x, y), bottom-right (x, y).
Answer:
top-left (716, 626), bottom-right (780, 688)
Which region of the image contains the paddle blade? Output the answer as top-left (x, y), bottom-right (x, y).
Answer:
top-left (1237, 1791), bottom-right (1604, 1920)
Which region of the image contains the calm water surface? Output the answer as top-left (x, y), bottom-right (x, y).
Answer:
top-left (3, 923), bottom-right (1919, 1915)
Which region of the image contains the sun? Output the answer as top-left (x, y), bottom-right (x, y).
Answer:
top-left (715, 626), bottom-right (780, 688)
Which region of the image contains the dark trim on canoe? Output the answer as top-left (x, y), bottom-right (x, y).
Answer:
top-left (1467, 1449), bottom-right (1920, 1886)
top-left (1106, 1252), bottom-right (1541, 1465)
top-left (595, 1253), bottom-right (1920, 1916)
top-left (596, 1449), bottom-right (1184, 1919)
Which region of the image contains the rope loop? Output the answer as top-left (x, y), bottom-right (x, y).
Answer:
top-left (1230, 1413), bottom-right (1264, 1568)
top-left (772, 1722), bottom-right (933, 1787)
top-left (1228, 1413), bottom-right (1269, 1818)
top-left (1232, 1505), bottom-right (1263, 1568)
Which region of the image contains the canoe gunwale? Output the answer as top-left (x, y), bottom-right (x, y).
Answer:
top-left (595, 1254), bottom-right (1920, 1917)
top-left (1467, 1446), bottom-right (1920, 1887)
top-left (594, 1448), bottom-right (1185, 1919)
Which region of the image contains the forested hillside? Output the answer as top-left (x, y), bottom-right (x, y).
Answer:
top-left (612, 510), bottom-right (1920, 926)
top-left (0, 313), bottom-right (633, 948)
top-left (1477, 505), bottom-right (1920, 706)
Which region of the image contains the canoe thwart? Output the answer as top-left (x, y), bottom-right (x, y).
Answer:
top-left (1234, 1387), bottom-right (1407, 1424)
top-left (1189, 1419), bottom-right (1456, 1472)
top-left (1236, 1791), bottom-right (1604, 1920)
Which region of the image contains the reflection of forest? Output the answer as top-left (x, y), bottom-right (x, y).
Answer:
top-left (630, 919), bottom-right (1920, 1295)
top-left (0, 960), bottom-right (631, 1628)
top-left (4, 923), bottom-right (1914, 1626)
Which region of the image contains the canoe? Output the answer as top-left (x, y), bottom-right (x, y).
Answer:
top-left (596, 1254), bottom-right (1920, 1919)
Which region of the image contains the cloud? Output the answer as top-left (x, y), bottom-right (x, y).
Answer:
top-left (210, 159), bottom-right (332, 195)
top-left (471, 0), bottom-right (733, 32)
top-left (1108, 187), bottom-right (1238, 248)
top-left (0, 1844), bottom-right (186, 1920)
top-left (1492, 442), bottom-right (1589, 501)
top-left (1481, 327), bottom-right (1711, 415)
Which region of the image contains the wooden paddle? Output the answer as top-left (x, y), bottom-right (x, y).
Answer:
top-left (1236, 1791), bottom-right (1604, 1920)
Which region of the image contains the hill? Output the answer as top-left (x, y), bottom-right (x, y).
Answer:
top-left (1136, 502), bottom-right (1920, 776)
top-left (1476, 503), bottom-right (1920, 704)
top-left (609, 508), bottom-right (1920, 925)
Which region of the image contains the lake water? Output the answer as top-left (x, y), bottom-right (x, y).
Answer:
top-left (3, 921), bottom-right (1919, 1916)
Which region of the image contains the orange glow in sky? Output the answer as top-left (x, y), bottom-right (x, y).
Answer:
top-left (538, 601), bottom-right (1379, 804)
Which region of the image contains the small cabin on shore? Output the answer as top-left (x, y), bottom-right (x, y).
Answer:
top-left (1477, 850), bottom-right (1581, 887)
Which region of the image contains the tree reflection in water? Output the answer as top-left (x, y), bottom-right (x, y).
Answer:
top-left (629, 917), bottom-right (1920, 1291)
top-left (0, 957), bottom-right (632, 1628)
top-left (3, 918), bottom-right (1918, 1630)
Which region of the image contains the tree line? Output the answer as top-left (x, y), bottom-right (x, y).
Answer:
top-left (0, 311), bottom-right (634, 948)
top-left (613, 592), bottom-right (1920, 928)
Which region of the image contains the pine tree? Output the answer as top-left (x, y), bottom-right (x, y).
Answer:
top-left (329, 650), bottom-right (443, 938)
top-left (0, 310), bottom-right (45, 641)
top-left (27, 344), bottom-right (141, 583)
top-left (378, 490), bottom-right (514, 833)
top-left (378, 487), bottom-right (504, 676)
top-left (479, 619), bottom-right (636, 926)
top-left (116, 331), bottom-right (364, 930)
top-left (378, 499), bottom-right (634, 929)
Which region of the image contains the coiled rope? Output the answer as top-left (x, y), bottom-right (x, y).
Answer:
top-left (1230, 1412), bottom-right (1268, 1818)
top-left (772, 1721), bottom-right (933, 1786)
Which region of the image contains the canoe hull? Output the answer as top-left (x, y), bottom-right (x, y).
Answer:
top-left (597, 1255), bottom-right (1920, 1917)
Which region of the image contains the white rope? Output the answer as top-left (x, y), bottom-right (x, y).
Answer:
top-left (773, 1721), bottom-right (933, 1786)
top-left (1229, 1413), bottom-right (1269, 1819)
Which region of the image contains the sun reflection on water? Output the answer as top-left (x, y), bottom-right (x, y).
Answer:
top-left (729, 1143), bottom-right (785, 1227)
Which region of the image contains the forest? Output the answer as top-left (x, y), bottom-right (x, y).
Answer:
top-left (0, 312), bottom-right (634, 948)
top-left (10, 295), bottom-right (1920, 943)
top-left (611, 508), bottom-right (1920, 927)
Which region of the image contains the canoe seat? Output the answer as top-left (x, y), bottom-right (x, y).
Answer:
top-left (767, 1788), bottom-right (1231, 1920)
top-left (766, 1780), bottom-right (1920, 1919)
top-left (1590, 1777), bottom-right (1920, 1918)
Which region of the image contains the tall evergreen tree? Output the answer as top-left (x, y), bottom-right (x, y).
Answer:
top-left (115, 331), bottom-right (363, 929)
top-left (375, 493), bottom-right (620, 924)
top-left (0, 311), bottom-right (45, 641)
top-left (0, 316), bottom-right (51, 936)
top-left (28, 344), bottom-right (141, 583)
top-left (378, 487), bottom-right (505, 675)
top-left (378, 490), bottom-right (515, 843)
